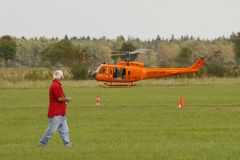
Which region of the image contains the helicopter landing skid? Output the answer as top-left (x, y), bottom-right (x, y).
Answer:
top-left (102, 82), bottom-right (136, 88)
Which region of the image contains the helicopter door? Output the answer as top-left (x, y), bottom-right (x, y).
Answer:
top-left (113, 68), bottom-right (126, 79)
top-left (98, 66), bottom-right (108, 78)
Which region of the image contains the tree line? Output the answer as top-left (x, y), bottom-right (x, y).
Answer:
top-left (0, 33), bottom-right (240, 80)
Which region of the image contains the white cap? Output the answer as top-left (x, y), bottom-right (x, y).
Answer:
top-left (53, 70), bottom-right (64, 80)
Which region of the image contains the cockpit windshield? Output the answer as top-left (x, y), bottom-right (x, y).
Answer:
top-left (98, 66), bottom-right (106, 74)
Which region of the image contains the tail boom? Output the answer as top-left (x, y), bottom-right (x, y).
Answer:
top-left (143, 57), bottom-right (205, 79)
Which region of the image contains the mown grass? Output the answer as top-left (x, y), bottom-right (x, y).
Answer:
top-left (0, 78), bottom-right (240, 160)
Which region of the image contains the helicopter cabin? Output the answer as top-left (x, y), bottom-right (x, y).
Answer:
top-left (97, 64), bottom-right (132, 82)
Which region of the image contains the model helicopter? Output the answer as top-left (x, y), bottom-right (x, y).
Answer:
top-left (91, 49), bottom-right (205, 87)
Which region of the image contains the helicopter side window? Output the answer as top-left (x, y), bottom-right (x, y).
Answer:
top-left (113, 68), bottom-right (126, 79)
top-left (113, 68), bottom-right (118, 78)
top-left (122, 68), bottom-right (126, 79)
top-left (98, 67), bottom-right (106, 74)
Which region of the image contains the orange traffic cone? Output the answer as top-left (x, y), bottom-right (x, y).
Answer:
top-left (178, 96), bottom-right (184, 109)
top-left (96, 95), bottom-right (101, 106)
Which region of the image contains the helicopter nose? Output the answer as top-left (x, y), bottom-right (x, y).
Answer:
top-left (91, 71), bottom-right (97, 79)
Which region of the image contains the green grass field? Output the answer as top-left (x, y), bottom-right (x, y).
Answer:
top-left (1, 78), bottom-right (240, 160)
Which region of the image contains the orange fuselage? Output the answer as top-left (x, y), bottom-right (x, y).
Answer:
top-left (94, 57), bottom-right (204, 83)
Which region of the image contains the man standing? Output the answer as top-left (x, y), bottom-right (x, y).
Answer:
top-left (38, 70), bottom-right (72, 147)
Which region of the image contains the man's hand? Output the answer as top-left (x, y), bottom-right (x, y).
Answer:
top-left (58, 97), bottom-right (72, 102)
top-left (65, 97), bottom-right (72, 102)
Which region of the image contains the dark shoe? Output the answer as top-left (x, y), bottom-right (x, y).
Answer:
top-left (64, 142), bottom-right (72, 147)
top-left (38, 143), bottom-right (46, 147)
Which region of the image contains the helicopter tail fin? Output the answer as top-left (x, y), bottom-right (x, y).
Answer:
top-left (191, 57), bottom-right (205, 70)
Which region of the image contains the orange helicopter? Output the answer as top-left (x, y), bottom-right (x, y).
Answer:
top-left (91, 50), bottom-right (205, 87)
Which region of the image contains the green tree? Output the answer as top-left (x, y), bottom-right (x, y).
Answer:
top-left (119, 42), bottom-right (137, 61)
top-left (120, 42), bottom-right (136, 52)
top-left (156, 43), bottom-right (180, 67)
top-left (232, 32), bottom-right (240, 64)
top-left (98, 45), bottom-right (112, 64)
top-left (0, 35), bottom-right (17, 66)
top-left (111, 36), bottom-right (125, 51)
top-left (176, 47), bottom-right (193, 67)
top-left (68, 47), bottom-right (90, 80)
top-left (136, 51), bottom-right (157, 67)
top-left (70, 63), bottom-right (89, 80)
top-left (42, 39), bottom-right (90, 79)
top-left (42, 39), bottom-right (74, 66)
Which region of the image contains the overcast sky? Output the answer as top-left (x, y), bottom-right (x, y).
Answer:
top-left (0, 0), bottom-right (239, 40)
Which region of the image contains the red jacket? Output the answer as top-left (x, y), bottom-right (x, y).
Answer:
top-left (47, 80), bottom-right (67, 118)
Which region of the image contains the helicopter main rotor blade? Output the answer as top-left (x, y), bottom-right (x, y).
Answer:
top-left (129, 49), bottom-right (151, 54)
